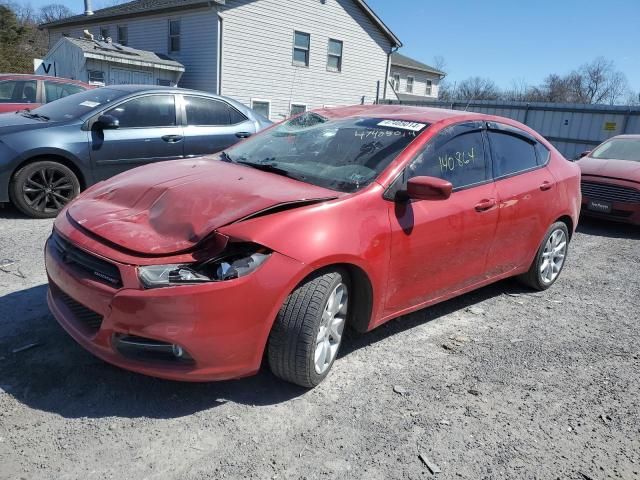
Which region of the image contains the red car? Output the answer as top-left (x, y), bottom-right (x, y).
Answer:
top-left (0, 74), bottom-right (92, 113)
top-left (577, 135), bottom-right (640, 225)
top-left (45, 106), bottom-right (581, 387)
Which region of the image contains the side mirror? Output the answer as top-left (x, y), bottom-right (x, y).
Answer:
top-left (95, 114), bottom-right (119, 130)
top-left (406, 176), bottom-right (452, 201)
top-left (577, 150), bottom-right (591, 159)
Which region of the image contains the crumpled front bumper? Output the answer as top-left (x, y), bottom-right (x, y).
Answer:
top-left (45, 232), bottom-right (307, 382)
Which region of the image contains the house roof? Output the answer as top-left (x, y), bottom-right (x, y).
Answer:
top-left (40, 0), bottom-right (401, 47)
top-left (60, 36), bottom-right (185, 72)
top-left (390, 52), bottom-right (445, 76)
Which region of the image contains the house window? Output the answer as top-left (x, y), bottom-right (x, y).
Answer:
top-left (392, 73), bottom-right (400, 91)
top-left (327, 39), bottom-right (343, 72)
top-left (290, 103), bottom-right (306, 116)
top-left (88, 70), bottom-right (105, 85)
top-left (117, 25), bottom-right (128, 45)
top-left (100, 27), bottom-right (110, 41)
top-left (425, 79), bottom-right (433, 96)
top-left (251, 99), bottom-right (270, 119)
top-left (293, 31), bottom-right (310, 66)
top-left (169, 20), bottom-right (181, 52)
top-left (406, 76), bottom-right (414, 94)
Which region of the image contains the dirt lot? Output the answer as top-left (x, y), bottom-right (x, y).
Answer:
top-left (0, 205), bottom-right (638, 480)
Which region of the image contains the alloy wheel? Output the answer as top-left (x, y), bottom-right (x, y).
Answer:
top-left (22, 166), bottom-right (74, 214)
top-left (314, 282), bottom-right (348, 375)
top-left (540, 228), bottom-right (567, 284)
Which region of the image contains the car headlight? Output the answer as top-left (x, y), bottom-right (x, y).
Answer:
top-left (138, 244), bottom-right (271, 289)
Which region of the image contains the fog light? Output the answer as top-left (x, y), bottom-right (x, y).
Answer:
top-left (172, 344), bottom-right (184, 358)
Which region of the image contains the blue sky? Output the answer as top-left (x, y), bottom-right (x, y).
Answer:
top-left (16, 0), bottom-right (640, 90)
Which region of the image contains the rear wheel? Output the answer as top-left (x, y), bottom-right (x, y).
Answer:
top-left (268, 269), bottom-right (349, 387)
top-left (9, 160), bottom-right (80, 218)
top-left (519, 221), bottom-right (569, 290)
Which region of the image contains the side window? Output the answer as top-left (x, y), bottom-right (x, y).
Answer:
top-left (184, 96), bottom-right (247, 126)
top-left (409, 125), bottom-right (490, 189)
top-left (0, 80), bottom-right (37, 103)
top-left (107, 95), bottom-right (176, 128)
top-left (44, 82), bottom-right (85, 103)
top-left (488, 131), bottom-right (538, 177)
top-left (536, 142), bottom-right (550, 166)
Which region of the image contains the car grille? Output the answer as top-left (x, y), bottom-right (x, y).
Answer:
top-left (51, 284), bottom-right (103, 334)
top-left (581, 181), bottom-right (640, 204)
top-left (50, 231), bottom-right (122, 288)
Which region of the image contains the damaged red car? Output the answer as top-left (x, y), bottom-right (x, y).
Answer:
top-left (45, 106), bottom-right (581, 387)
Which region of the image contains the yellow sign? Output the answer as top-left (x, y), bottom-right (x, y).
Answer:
top-left (604, 122), bottom-right (617, 131)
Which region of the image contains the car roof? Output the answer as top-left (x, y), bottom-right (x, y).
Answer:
top-left (0, 74), bottom-right (89, 85)
top-left (314, 104), bottom-right (487, 124)
top-left (609, 134), bottom-right (640, 140)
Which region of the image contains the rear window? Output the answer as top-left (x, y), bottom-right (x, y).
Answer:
top-left (591, 137), bottom-right (640, 162)
top-left (488, 131), bottom-right (538, 177)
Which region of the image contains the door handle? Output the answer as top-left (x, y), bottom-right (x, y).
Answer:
top-left (475, 198), bottom-right (497, 212)
top-left (539, 181), bottom-right (554, 191)
top-left (162, 135), bottom-right (184, 143)
top-left (235, 131), bottom-right (252, 138)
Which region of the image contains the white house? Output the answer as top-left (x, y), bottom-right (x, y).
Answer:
top-left (386, 52), bottom-right (445, 101)
top-left (41, 0), bottom-right (402, 120)
top-left (41, 36), bottom-right (184, 87)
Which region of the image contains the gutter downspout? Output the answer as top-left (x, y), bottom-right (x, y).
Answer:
top-left (383, 44), bottom-right (399, 102)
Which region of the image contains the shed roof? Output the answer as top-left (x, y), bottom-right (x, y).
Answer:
top-left (60, 37), bottom-right (185, 72)
top-left (390, 52), bottom-right (445, 76)
top-left (40, 0), bottom-right (401, 47)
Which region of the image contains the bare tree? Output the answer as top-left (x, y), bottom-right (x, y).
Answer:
top-left (39, 3), bottom-right (73, 23)
top-left (566, 57), bottom-right (628, 104)
top-left (502, 78), bottom-right (531, 102)
top-left (456, 76), bottom-right (500, 101)
top-left (432, 55), bottom-right (447, 73)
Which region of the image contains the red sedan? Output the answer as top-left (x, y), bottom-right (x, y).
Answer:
top-left (0, 74), bottom-right (92, 113)
top-left (45, 106), bottom-right (581, 387)
top-left (577, 135), bottom-right (640, 225)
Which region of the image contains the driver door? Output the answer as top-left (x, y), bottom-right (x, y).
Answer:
top-left (384, 122), bottom-right (499, 316)
top-left (89, 94), bottom-right (184, 180)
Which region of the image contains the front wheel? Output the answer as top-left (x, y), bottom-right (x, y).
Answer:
top-left (519, 221), bottom-right (569, 290)
top-left (268, 269), bottom-right (350, 387)
top-left (9, 160), bottom-right (81, 219)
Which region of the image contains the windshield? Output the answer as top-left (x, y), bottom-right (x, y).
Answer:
top-left (30, 88), bottom-right (128, 122)
top-left (223, 113), bottom-right (429, 192)
top-left (591, 137), bottom-right (640, 162)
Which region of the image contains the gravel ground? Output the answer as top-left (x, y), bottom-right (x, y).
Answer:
top-left (0, 205), bottom-right (638, 480)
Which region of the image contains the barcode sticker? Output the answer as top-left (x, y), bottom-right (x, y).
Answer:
top-left (378, 120), bottom-right (426, 131)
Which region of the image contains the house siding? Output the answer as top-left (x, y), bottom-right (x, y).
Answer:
top-left (47, 7), bottom-right (218, 92)
top-left (218, 0), bottom-right (392, 120)
top-left (387, 65), bottom-right (441, 100)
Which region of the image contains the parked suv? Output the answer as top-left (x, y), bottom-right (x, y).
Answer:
top-left (0, 85), bottom-right (272, 218)
top-left (0, 74), bottom-right (92, 113)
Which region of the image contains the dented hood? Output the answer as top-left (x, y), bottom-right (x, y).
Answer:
top-left (578, 156), bottom-right (640, 182)
top-left (67, 158), bottom-right (338, 255)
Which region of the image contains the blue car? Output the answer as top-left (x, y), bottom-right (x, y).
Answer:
top-left (0, 85), bottom-right (272, 218)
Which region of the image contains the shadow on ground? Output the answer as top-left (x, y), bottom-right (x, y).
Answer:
top-left (576, 216), bottom-right (640, 239)
top-left (0, 277), bottom-right (530, 420)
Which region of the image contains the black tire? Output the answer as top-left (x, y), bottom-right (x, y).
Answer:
top-left (268, 269), bottom-right (350, 388)
top-left (518, 221), bottom-right (570, 291)
top-left (9, 160), bottom-right (81, 219)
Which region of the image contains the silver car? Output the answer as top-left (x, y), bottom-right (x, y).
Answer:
top-left (0, 85), bottom-right (272, 218)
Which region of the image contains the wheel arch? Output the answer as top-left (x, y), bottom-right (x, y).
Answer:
top-left (286, 262), bottom-right (375, 334)
top-left (555, 214), bottom-right (574, 240)
top-left (12, 154), bottom-right (87, 190)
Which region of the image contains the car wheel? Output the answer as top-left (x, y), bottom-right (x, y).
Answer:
top-left (9, 160), bottom-right (80, 219)
top-left (268, 269), bottom-right (350, 387)
top-left (519, 221), bottom-right (569, 291)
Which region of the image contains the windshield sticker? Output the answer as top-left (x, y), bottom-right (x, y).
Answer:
top-left (355, 129), bottom-right (417, 140)
top-left (79, 100), bottom-right (100, 108)
top-left (377, 120), bottom-right (427, 132)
